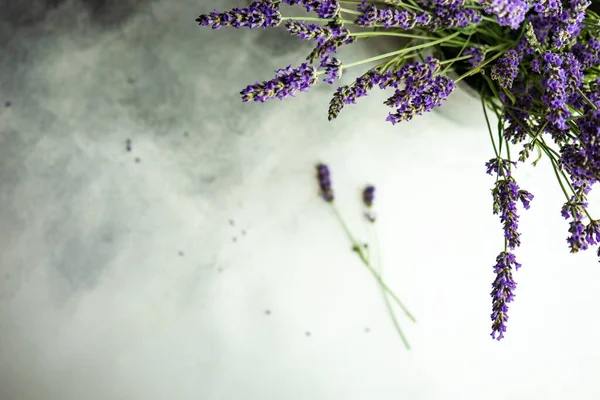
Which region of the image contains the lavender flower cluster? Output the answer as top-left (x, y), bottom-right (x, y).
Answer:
top-left (198, 0), bottom-right (600, 342)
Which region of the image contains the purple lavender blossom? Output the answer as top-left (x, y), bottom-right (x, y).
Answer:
top-left (492, 179), bottom-right (522, 248)
top-left (559, 195), bottom-right (598, 253)
top-left (464, 47), bottom-right (484, 68)
top-left (485, 158), bottom-right (516, 175)
top-left (490, 50), bottom-right (522, 89)
top-left (355, 1), bottom-right (479, 30)
top-left (307, 22), bottom-right (355, 62)
top-left (418, 0), bottom-right (466, 8)
top-left (328, 69), bottom-right (382, 120)
top-left (241, 63), bottom-right (317, 102)
top-left (285, 21), bottom-right (331, 45)
top-left (430, 7), bottom-right (482, 30)
top-left (320, 56), bottom-right (343, 84)
top-left (563, 53), bottom-right (584, 104)
top-left (196, 0), bottom-right (281, 30)
top-left (486, 158), bottom-right (533, 249)
top-left (384, 58), bottom-right (455, 124)
top-left (281, 0), bottom-right (340, 19)
top-left (527, 12), bottom-right (556, 46)
top-left (552, 0), bottom-right (591, 48)
top-left (478, 0), bottom-right (529, 29)
top-left (385, 75), bottom-right (455, 124)
top-left (585, 220), bottom-right (600, 246)
top-left (329, 58), bottom-right (454, 123)
top-left (363, 185), bottom-right (375, 207)
top-left (539, 52), bottom-right (572, 131)
top-left (532, 0), bottom-right (563, 17)
top-left (316, 163), bottom-right (334, 202)
top-left (560, 109), bottom-right (600, 182)
top-left (572, 38), bottom-right (600, 69)
top-left (355, 1), bottom-right (431, 29)
top-left (568, 219), bottom-right (589, 252)
top-left (491, 251), bottom-right (520, 341)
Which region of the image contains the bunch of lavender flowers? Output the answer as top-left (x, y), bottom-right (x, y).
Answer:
top-left (197, 0), bottom-right (600, 342)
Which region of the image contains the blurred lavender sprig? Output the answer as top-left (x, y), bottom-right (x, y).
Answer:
top-left (313, 164), bottom-right (415, 348)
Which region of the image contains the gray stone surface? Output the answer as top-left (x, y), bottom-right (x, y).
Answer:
top-left (2, 1), bottom-right (600, 399)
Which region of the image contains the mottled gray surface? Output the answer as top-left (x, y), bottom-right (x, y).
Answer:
top-left (2, 1), bottom-right (600, 399)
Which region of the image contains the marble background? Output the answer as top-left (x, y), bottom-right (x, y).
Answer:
top-left (1, 1), bottom-right (600, 399)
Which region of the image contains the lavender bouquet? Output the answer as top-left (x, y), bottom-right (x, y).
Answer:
top-left (197, 0), bottom-right (600, 343)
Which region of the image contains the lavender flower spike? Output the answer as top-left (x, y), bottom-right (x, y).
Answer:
top-left (490, 50), bottom-right (521, 89)
top-left (285, 21), bottom-right (331, 45)
top-left (241, 63), bottom-right (318, 103)
top-left (196, 0), bottom-right (282, 30)
top-left (316, 164), bottom-right (334, 202)
top-left (491, 251), bottom-right (520, 341)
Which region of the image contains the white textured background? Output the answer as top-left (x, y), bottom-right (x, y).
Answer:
top-left (1, 1), bottom-right (600, 399)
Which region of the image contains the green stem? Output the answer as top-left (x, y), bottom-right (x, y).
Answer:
top-left (380, 278), bottom-right (411, 349)
top-left (441, 32), bottom-right (472, 74)
top-left (332, 205), bottom-right (417, 323)
top-left (454, 47), bottom-right (509, 83)
top-left (538, 139), bottom-right (595, 221)
top-left (370, 222), bottom-right (416, 322)
top-left (344, 31), bottom-right (462, 69)
top-left (350, 31), bottom-right (449, 40)
top-left (367, 223), bottom-right (411, 350)
top-left (339, 7), bottom-right (362, 16)
top-left (576, 87), bottom-right (598, 111)
top-left (280, 16), bottom-right (336, 22)
top-left (440, 54), bottom-right (474, 65)
top-left (482, 97), bottom-right (499, 158)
